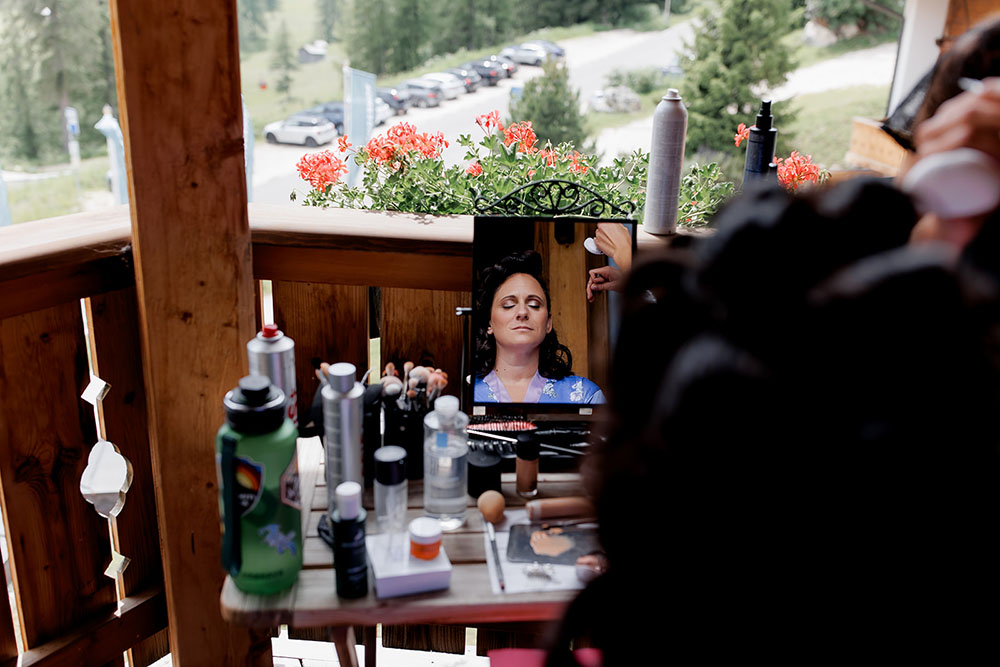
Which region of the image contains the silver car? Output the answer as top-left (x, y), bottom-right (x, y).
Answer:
top-left (263, 114), bottom-right (338, 147)
top-left (420, 72), bottom-right (467, 100)
top-left (500, 43), bottom-right (548, 66)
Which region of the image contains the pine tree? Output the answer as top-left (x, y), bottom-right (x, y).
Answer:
top-left (509, 60), bottom-right (588, 148)
top-left (270, 21), bottom-right (298, 98)
top-left (316, 0), bottom-right (339, 42)
top-left (387, 0), bottom-right (428, 73)
top-left (345, 0), bottom-right (390, 74)
top-left (680, 0), bottom-right (796, 155)
top-left (0, 0), bottom-right (110, 162)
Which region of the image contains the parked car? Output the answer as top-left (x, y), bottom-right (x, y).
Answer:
top-left (377, 87), bottom-right (413, 115)
top-left (307, 101), bottom-right (345, 134)
top-left (446, 66), bottom-right (483, 92)
top-left (420, 72), bottom-right (466, 100)
top-left (461, 60), bottom-right (504, 86)
top-left (488, 54), bottom-right (518, 77)
top-left (524, 39), bottom-right (565, 58)
top-left (375, 98), bottom-right (392, 126)
top-left (500, 43), bottom-right (548, 66)
top-left (400, 79), bottom-right (442, 108)
top-left (588, 86), bottom-right (641, 113)
top-left (263, 113), bottom-right (337, 147)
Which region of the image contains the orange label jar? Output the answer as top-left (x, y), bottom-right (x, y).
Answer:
top-left (409, 517), bottom-right (442, 560)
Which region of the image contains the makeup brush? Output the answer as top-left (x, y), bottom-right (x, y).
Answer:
top-left (477, 491), bottom-right (506, 592)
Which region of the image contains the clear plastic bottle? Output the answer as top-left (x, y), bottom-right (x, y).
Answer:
top-left (423, 395), bottom-right (469, 530)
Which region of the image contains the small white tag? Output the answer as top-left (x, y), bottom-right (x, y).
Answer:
top-left (579, 407), bottom-right (593, 416)
top-left (473, 406), bottom-right (486, 416)
top-left (81, 375), bottom-right (111, 406)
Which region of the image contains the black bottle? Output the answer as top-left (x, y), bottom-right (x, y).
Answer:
top-left (743, 99), bottom-right (779, 185)
top-left (331, 481), bottom-right (369, 598)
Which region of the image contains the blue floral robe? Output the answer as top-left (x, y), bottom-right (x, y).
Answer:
top-left (474, 371), bottom-right (605, 404)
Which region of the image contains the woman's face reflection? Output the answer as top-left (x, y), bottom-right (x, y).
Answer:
top-left (488, 273), bottom-right (552, 354)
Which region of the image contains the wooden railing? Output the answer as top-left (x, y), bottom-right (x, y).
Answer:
top-left (0, 204), bottom-right (664, 665)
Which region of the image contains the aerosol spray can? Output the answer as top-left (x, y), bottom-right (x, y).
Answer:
top-left (217, 375), bottom-right (302, 594)
top-left (644, 89), bottom-right (687, 235)
top-left (323, 362), bottom-right (365, 514)
top-left (247, 323), bottom-right (298, 427)
top-left (743, 100), bottom-right (779, 186)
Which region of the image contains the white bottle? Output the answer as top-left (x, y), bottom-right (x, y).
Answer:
top-left (423, 395), bottom-right (469, 530)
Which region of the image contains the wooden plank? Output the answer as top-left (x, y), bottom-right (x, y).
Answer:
top-left (537, 224), bottom-right (590, 380)
top-left (0, 302), bottom-right (117, 649)
top-left (85, 289), bottom-right (169, 666)
top-left (107, 0), bottom-right (270, 663)
top-left (380, 288), bottom-right (469, 408)
top-left (0, 588), bottom-right (166, 667)
top-left (221, 564), bottom-right (572, 629)
top-left (272, 282), bottom-right (369, 425)
top-left (475, 622), bottom-right (550, 656)
top-left (380, 623), bottom-right (465, 655)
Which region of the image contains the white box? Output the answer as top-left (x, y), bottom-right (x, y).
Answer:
top-left (366, 533), bottom-right (452, 599)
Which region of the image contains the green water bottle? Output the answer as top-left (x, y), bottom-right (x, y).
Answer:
top-left (217, 375), bottom-right (302, 594)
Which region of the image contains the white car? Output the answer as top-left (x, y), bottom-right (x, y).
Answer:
top-left (420, 73), bottom-right (466, 100)
top-left (263, 114), bottom-right (338, 147)
top-left (500, 43), bottom-right (548, 66)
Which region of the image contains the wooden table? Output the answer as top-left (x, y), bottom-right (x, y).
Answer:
top-left (220, 438), bottom-right (584, 666)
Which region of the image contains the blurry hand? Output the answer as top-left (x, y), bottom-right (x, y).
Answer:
top-left (915, 78), bottom-right (1000, 161)
top-left (594, 223), bottom-right (633, 270)
top-left (587, 265), bottom-right (623, 302)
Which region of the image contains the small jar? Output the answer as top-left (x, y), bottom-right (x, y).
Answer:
top-left (409, 517), bottom-right (442, 560)
top-left (516, 433), bottom-right (539, 499)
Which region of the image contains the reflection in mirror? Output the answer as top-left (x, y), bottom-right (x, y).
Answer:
top-left (470, 217), bottom-right (637, 415)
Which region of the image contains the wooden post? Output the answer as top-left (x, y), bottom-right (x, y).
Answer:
top-left (107, 1), bottom-right (268, 663)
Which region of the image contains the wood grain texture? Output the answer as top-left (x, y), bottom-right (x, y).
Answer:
top-left (0, 303), bottom-right (117, 648)
top-left (536, 224), bottom-right (590, 380)
top-left (475, 622), bottom-right (549, 656)
top-left (85, 289), bottom-right (169, 666)
top-left (272, 282), bottom-right (369, 425)
top-left (0, 588), bottom-right (166, 667)
top-left (380, 624), bottom-right (465, 654)
top-left (108, 0), bottom-right (269, 663)
top-left (380, 288), bottom-right (469, 403)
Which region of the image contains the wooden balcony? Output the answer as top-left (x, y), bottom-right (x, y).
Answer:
top-left (0, 202), bottom-right (665, 665)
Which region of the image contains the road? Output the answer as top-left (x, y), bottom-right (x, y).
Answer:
top-left (252, 22), bottom-right (695, 205)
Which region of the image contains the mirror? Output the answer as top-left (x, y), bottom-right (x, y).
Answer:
top-left (469, 216), bottom-right (637, 419)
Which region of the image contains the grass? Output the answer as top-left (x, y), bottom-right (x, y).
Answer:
top-left (785, 84), bottom-right (890, 170)
top-left (782, 26), bottom-right (900, 69)
top-left (6, 156), bottom-right (110, 223)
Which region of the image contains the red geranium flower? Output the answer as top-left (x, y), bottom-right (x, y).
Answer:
top-left (338, 136), bottom-right (352, 153)
top-left (296, 150), bottom-right (348, 190)
top-left (466, 162), bottom-right (483, 176)
top-left (476, 110), bottom-right (503, 132)
top-left (502, 121), bottom-right (538, 153)
top-left (734, 123), bottom-right (750, 147)
top-left (774, 151), bottom-right (821, 192)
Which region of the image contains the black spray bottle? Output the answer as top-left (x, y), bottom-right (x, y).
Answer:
top-left (743, 99), bottom-right (778, 185)
top-left (332, 480), bottom-right (369, 598)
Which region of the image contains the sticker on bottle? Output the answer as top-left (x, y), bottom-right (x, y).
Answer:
top-left (280, 456), bottom-right (301, 509)
top-left (234, 457), bottom-right (265, 516)
top-left (258, 523), bottom-right (298, 555)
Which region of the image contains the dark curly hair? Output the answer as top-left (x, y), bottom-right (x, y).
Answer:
top-left (474, 250), bottom-right (573, 380)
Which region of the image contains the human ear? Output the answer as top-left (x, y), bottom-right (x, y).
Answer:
top-left (545, 316), bottom-right (552, 334)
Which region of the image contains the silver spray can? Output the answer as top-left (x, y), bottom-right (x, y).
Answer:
top-left (247, 323), bottom-right (298, 427)
top-left (322, 363), bottom-right (365, 508)
top-left (644, 89), bottom-right (687, 235)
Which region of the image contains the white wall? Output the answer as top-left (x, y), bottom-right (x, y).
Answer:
top-left (889, 0), bottom-right (950, 113)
